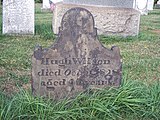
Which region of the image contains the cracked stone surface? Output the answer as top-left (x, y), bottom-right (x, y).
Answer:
top-left (32, 8), bottom-right (122, 100)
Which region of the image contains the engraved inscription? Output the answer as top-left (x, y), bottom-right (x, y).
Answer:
top-left (41, 58), bottom-right (110, 65)
top-left (32, 7), bottom-right (122, 99)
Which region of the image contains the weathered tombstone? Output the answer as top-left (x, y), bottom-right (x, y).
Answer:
top-left (32, 8), bottom-right (122, 99)
top-left (147, 0), bottom-right (154, 10)
top-left (52, 2), bottom-right (140, 37)
top-left (64, 0), bottom-right (151, 15)
top-left (63, 0), bottom-right (135, 8)
top-left (134, 0), bottom-right (148, 15)
top-left (42, 0), bottom-right (50, 10)
top-left (3, 0), bottom-right (34, 35)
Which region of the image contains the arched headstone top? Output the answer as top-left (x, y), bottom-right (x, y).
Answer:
top-left (59, 7), bottom-right (96, 35)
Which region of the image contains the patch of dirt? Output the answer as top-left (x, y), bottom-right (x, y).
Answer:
top-left (151, 29), bottom-right (160, 34)
top-left (1, 80), bottom-right (31, 96)
top-left (1, 81), bottom-right (19, 96)
top-left (22, 83), bottom-right (31, 90)
top-left (0, 68), bottom-right (5, 76)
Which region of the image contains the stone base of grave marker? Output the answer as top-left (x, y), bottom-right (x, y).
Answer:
top-left (52, 2), bottom-right (140, 37)
top-left (32, 7), bottom-right (122, 100)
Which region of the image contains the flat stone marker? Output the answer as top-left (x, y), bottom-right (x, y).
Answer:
top-left (32, 8), bottom-right (122, 99)
top-left (3, 0), bottom-right (34, 35)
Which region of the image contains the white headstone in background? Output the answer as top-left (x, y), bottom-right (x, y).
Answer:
top-left (52, 0), bottom-right (63, 3)
top-left (157, 0), bottom-right (160, 4)
top-left (147, 0), bottom-right (154, 10)
top-left (53, 3), bottom-right (140, 37)
top-left (134, 0), bottom-right (148, 15)
top-left (42, 0), bottom-right (50, 9)
top-left (3, 0), bottom-right (34, 35)
top-left (63, 0), bottom-right (149, 15)
top-left (63, 0), bottom-right (135, 8)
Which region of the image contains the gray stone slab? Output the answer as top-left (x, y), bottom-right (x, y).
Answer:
top-left (32, 7), bottom-right (122, 100)
top-left (52, 3), bottom-right (140, 37)
top-left (3, 0), bottom-right (34, 35)
top-left (63, 0), bottom-right (135, 8)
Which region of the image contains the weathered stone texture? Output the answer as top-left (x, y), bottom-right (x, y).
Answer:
top-left (32, 8), bottom-right (122, 99)
top-left (63, 0), bottom-right (135, 8)
top-left (3, 0), bottom-right (34, 35)
top-left (52, 3), bottom-right (140, 37)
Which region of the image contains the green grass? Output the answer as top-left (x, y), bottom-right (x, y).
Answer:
top-left (0, 81), bottom-right (160, 120)
top-left (0, 4), bottom-right (160, 120)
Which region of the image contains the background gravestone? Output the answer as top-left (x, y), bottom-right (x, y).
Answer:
top-left (64, 0), bottom-right (149, 15)
top-left (63, 0), bottom-right (135, 8)
top-left (32, 7), bottom-right (122, 99)
top-left (134, 0), bottom-right (148, 15)
top-left (3, 0), bottom-right (34, 35)
top-left (53, 0), bottom-right (63, 3)
top-left (52, 3), bottom-right (140, 37)
top-left (42, 0), bottom-right (50, 10)
top-left (147, 0), bottom-right (154, 10)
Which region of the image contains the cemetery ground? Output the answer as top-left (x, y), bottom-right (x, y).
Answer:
top-left (0, 4), bottom-right (160, 120)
